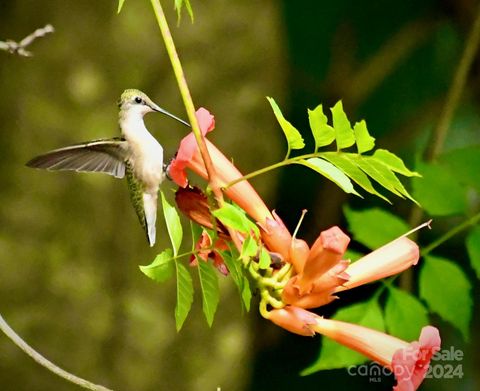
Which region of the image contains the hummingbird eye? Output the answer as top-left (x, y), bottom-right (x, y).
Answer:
top-left (134, 96), bottom-right (143, 104)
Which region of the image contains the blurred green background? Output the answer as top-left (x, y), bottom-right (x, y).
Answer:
top-left (0, 0), bottom-right (478, 390)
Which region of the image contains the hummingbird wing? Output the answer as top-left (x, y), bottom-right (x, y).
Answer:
top-left (26, 138), bottom-right (129, 178)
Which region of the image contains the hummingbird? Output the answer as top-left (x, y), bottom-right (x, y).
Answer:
top-left (26, 89), bottom-right (190, 247)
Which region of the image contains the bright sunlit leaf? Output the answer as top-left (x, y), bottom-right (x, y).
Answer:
top-left (175, 261), bottom-right (194, 332)
top-left (372, 149), bottom-right (420, 177)
top-left (241, 235), bottom-right (258, 260)
top-left (117, 0), bottom-right (126, 14)
top-left (302, 298), bottom-right (384, 374)
top-left (139, 249), bottom-right (175, 283)
top-left (420, 255), bottom-right (472, 341)
top-left (331, 101), bottom-right (355, 150)
top-left (321, 153), bottom-right (389, 202)
top-left (297, 158), bottom-right (359, 196)
top-left (258, 247), bottom-right (271, 269)
top-left (161, 191), bottom-right (183, 256)
top-left (308, 104), bottom-right (335, 151)
top-left (353, 120), bottom-right (375, 154)
top-left (267, 97), bottom-right (305, 158)
top-left (212, 203), bottom-right (259, 236)
top-left (385, 286), bottom-right (429, 341)
top-left (174, 0), bottom-right (194, 23)
top-left (198, 260), bottom-right (220, 327)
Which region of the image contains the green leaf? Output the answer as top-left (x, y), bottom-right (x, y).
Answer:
top-left (372, 149), bottom-right (420, 177)
top-left (190, 222), bottom-right (203, 252)
top-left (221, 250), bottom-right (250, 311)
top-left (212, 203), bottom-right (259, 236)
top-left (258, 247), bottom-right (271, 269)
top-left (117, 0), bottom-right (126, 13)
top-left (267, 97), bottom-right (305, 157)
top-left (175, 261), bottom-right (194, 332)
top-left (297, 158), bottom-right (359, 196)
top-left (466, 226), bottom-right (480, 280)
top-left (331, 101), bottom-right (355, 150)
top-left (419, 255), bottom-right (472, 340)
top-left (321, 152), bottom-right (389, 202)
top-left (241, 235), bottom-right (258, 260)
top-left (161, 191), bottom-right (183, 256)
top-left (198, 260), bottom-right (220, 327)
top-left (440, 146), bottom-right (480, 192)
top-left (241, 276), bottom-right (252, 312)
top-left (343, 206), bottom-right (409, 249)
top-left (354, 156), bottom-right (416, 202)
top-left (412, 161), bottom-right (467, 216)
top-left (308, 104), bottom-right (335, 150)
top-left (174, 0), bottom-right (194, 23)
top-left (302, 299), bottom-right (385, 374)
top-left (385, 286), bottom-right (429, 340)
top-left (139, 249), bottom-right (175, 283)
top-left (353, 120), bottom-right (375, 154)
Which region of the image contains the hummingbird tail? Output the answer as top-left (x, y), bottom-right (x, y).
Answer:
top-left (143, 193), bottom-right (157, 247)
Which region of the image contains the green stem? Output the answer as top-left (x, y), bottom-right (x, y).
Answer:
top-left (224, 153), bottom-right (319, 189)
top-left (149, 0), bottom-right (218, 190)
top-left (0, 313), bottom-right (112, 391)
top-left (422, 211), bottom-right (480, 256)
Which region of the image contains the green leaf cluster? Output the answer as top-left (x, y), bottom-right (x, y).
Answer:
top-left (140, 192), bottom-right (220, 331)
top-left (268, 98), bottom-right (419, 202)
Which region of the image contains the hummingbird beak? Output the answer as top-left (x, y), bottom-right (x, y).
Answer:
top-left (151, 103), bottom-right (190, 127)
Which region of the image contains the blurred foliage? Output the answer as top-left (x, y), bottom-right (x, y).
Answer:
top-left (0, 0), bottom-right (479, 391)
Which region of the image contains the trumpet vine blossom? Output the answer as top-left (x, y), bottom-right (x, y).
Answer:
top-left (167, 108), bottom-right (441, 391)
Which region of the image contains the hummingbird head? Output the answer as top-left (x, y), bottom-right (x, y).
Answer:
top-left (118, 89), bottom-right (190, 126)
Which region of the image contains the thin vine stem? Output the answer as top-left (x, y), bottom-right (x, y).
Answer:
top-left (421, 211), bottom-right (480, 256)
top-left (0, 313), bottom-right (112, 391)
top-left (224, 153), bottom-right (320, 189)
top-left (149, 0), bottom-right (219, 196)
top-left (149, 0), bottom-right (245, 252)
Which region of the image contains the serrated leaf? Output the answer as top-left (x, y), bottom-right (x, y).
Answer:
top-left (297, 158), bottom-right (359, 196)
top-left (308, 104), bottom-right (335, 150)
top-left (175, 262), bottom-right (194, 331)
top-left (139, 249), bottom-right (175, 283)
top-left (372, 149), bottom-right (420, 177)
top-left (302, 299), bottom-right (385, 374)
top-left (466, 226), bottom-right (480, 280)
top-left (420, 255), bottom-right (472, 340)
top-left (353, 120), bottom-right (375, 154)
top-left (161, 191), bottom-right (183, 256)
top-left (440, 146), bottom-right (480, 192)
top-left (344, 206), bottom-right (409, 249)
top-left (198, 260), bottom-right (220, 327)
top-left (321, 152), bottom-right (389, 202)
top-left (412, 161), bottom-right (466, 216)
top-left (212, 203), bottom-right (259, 236)
top-left (331, 101), bottom-right (355, 150)
top-left (117, 0), bottom-right (126, 13)
top-left (258, 247), bottom-right (271, 269)
top-left (241, 235), bottom-right (258, 260)
top-left (354, 156), bottom-right (416, 202)
top-left (267, 97), bottom-right (305, 157)
top-left (385, 286), bottom-right (429, 340)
